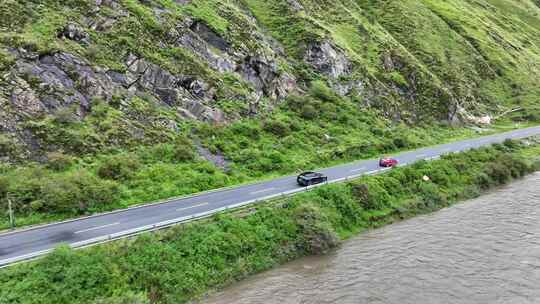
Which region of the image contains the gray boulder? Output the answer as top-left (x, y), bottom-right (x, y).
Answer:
top-left (58, 23), bottom-right (90, 44)
top-left (304, 41), bottom-right (352, 79)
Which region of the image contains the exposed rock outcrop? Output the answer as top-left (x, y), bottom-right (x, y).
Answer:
top-left (171, 18), bottom-right (297, 100)
top-left (58, 23), bottom-right (90, 44)
top-left (304, 41), bottom-right (351, 79)
top-left (6, 49), bottom-right (224, 124)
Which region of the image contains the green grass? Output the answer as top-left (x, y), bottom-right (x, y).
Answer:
top-left (0, 142), bottom-right (538, 304)
top-left (2, 81), bottom-right (527, 230)
top-left (0, 0), bottom-right (539, 228)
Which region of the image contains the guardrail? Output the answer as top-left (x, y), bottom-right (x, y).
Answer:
top-left (0, 163), bottom-right (409, 267)
top-left (0, 140), bottom-right (511, 268)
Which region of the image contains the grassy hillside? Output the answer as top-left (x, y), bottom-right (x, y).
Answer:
top-left (0, 0), bottom-right (539, 226)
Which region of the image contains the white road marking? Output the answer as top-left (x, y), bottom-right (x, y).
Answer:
top-left (350, 167), bottom-right (366, 173)
top-left (416, 154), bottom-right (428, 158)
top-left (176, 202), bottom-right (209, 212)
top-left (442, 148), bottom-right (451, 152)
top-left (366, 170), bottom-right (380, 175)
top-left (75, 223), bottom-right (120, 234)
top-left (250, 187), bottom-right (276, 195)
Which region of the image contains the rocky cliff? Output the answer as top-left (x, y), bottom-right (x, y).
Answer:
top-left (0, 0), bottom-right (539, 161)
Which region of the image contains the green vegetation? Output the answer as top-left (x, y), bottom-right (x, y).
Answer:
top-left (0, 0), bottom-right (539, 229)
top-left (1, 142), bottom-right (538, 304)
top-left (1, 82), bottom-right (510, 229)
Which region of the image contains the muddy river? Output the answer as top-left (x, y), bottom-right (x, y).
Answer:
top-left (205, 173), bottom-right (540, 304)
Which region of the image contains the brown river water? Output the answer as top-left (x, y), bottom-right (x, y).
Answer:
top-left (204, 172), bottom-right (540, 304)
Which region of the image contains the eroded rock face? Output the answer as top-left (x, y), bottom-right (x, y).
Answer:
top-left (237, 55), bottom-right (296, 99)
top-left (1, 1), bottom-right (305, 160)
top-left (174, 26), bottom-right (237, 73)
top-left (6, 49), bottom-right (225, 124)
top-left (190, 21), bottom-right (230, 52)
top-left (172, 18), bottom-right (297, 100)
top-left (304, 41), bottom-right (352, 79)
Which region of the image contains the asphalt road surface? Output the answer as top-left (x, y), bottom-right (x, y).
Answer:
top-left (1, 126), bottom-right (540, 267)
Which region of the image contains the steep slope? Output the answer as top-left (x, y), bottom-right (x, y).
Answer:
top-left (1, 0), bottom-right (539, 160)
top-left (0, 0), bottom-right (539, 225)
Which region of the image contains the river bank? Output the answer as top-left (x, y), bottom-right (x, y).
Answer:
top-left (204, 171), bottom-right (540, 304)
top-left (1, 141), bottom-right (539, 304)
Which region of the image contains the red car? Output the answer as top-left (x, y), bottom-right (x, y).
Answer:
top-left (379, 157), bottom-right (399, 167)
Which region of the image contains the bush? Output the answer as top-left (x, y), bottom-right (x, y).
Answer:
top-left (46, 152), bottom-right (74, 171)
top-left (40, 170), bottom-right (119, 213)
top-left (172, 137), bottom-right (198, 163)
top-left (351, 180), bottom-right (391, 210)
top-left (172, 145), bottom-right (197, 163)
top-left (392, 136), bottom-right (409, 149)
top-left (483, 162), bottom-right (511, 185)
top-left (416, 182), bottom-right (448, 209)
top-left (301, 104), bottom-right (318, 120)
top-left (229, 122), bottom-right (261, 140)
top-left (293, 204), bottom-right (339, 255)
top-left (0, 134), bottom-right (15, 157)
top-left (309, 80), bottom-right (338, 103)
top-left (263, 120), bottom-right (291, 137)
top-left (53, 107), bottom-right (78, 125)
top-left (475, 172), bottom-right (493, 189)
top-left (97, 154), bottom-right (141, 181)
top-left (285, 94), bottom-right (308, 111)
top-left (502, 139), bottom-right (519, 151)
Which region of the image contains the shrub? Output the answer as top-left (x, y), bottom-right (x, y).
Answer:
top-left (172, 137), bottom-right (198, 163)
top-left (502, 139), bottom-right (519, 151)
top-left (351, 180), bottom-right (391, 210)
top-left (40, 177), bottom-right (80, 212)
top-left (416, 182), bottom-right (447, 209)
top-left (309, 80), bottom-right (338, 103)
top-left (475, 172), bottom-right (493, 189)
top-left (46, 152), bottom-right (74, 171)
top-left (301, 104), bottom-right (318, 120)
top-left (40, 170), bottom-right (119, 213)
top-left (172, 145), bottom-right (197, 163)
top-left (53, 107), bottom-right (78, 125)
top-left (392, 136), bottom-right (409, 149)
top-left (263, 120), bottom-right (291, 137)
top-left (483, 162), bottom-right (511, 185)
top-left (97, 154), bottom-right (141, 181)
top-left (229, 122), bottom-right (261, 140)
top-left (0, 134), bottom-right (14, 157)
top-left (285, 94), bottom-right (308, 111)
top-left (293, 204), bottom-right (339, 255)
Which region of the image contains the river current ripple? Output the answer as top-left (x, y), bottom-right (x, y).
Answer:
top-left (205, 173), bottom-right (540, 304)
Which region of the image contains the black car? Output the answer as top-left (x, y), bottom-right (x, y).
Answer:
top-left (297, 171), bottom-right (328, 187)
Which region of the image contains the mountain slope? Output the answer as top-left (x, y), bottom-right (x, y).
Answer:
top-left (1, 0), bottom-right (539, 159)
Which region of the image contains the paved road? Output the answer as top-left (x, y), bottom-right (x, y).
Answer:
top-left (1, 126), bottom-right (540, 267)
